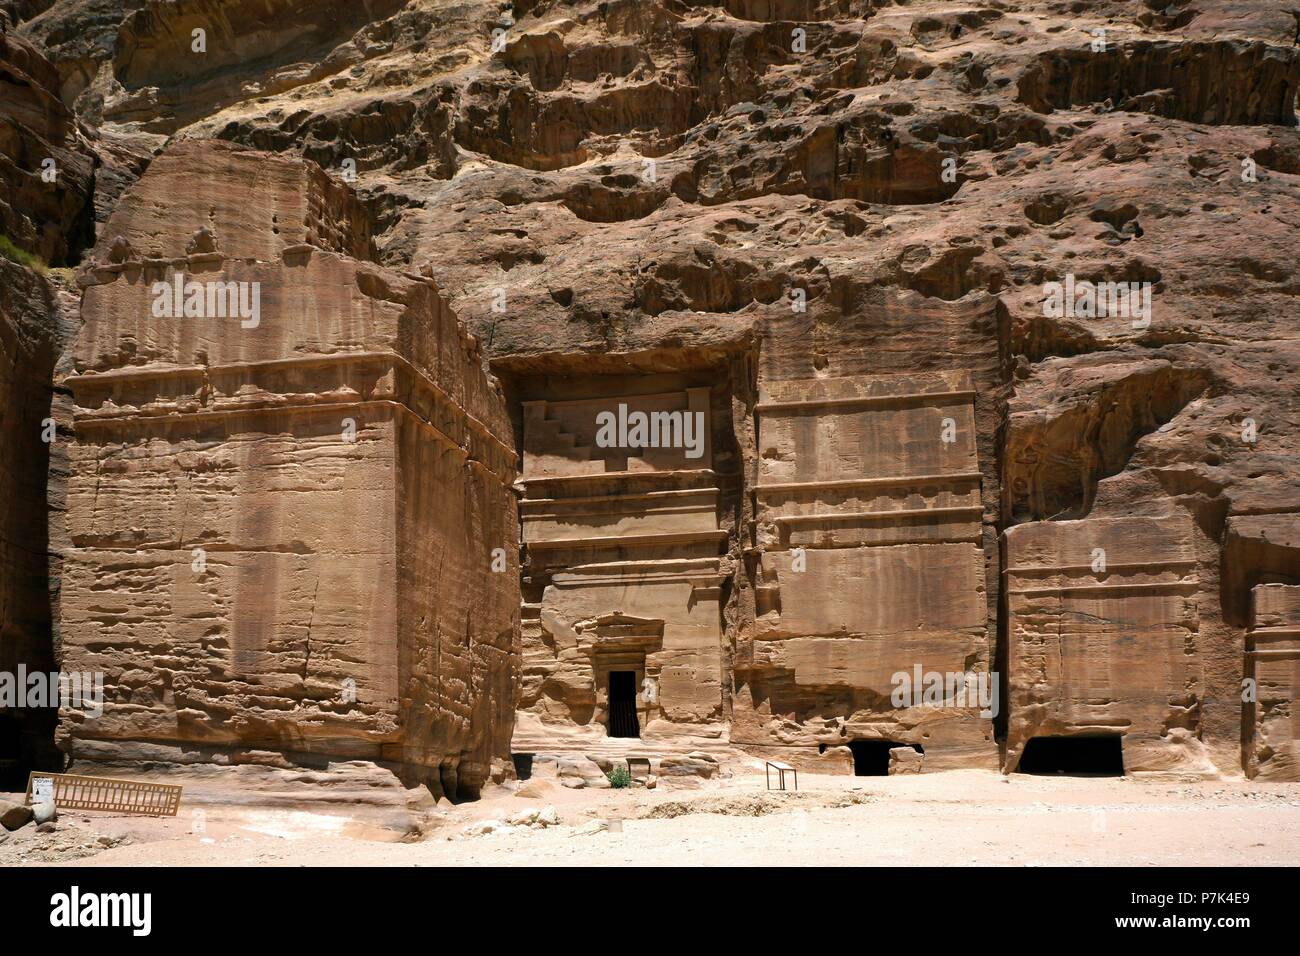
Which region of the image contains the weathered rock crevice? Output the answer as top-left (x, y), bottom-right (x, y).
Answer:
top-left (1018, 41), bottom-right (1300, 127)
top-left (1005, 358), bottom-right (1212, 523)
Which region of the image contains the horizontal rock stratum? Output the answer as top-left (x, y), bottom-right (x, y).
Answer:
top-left (0, 0), bottom-right (1297, 789)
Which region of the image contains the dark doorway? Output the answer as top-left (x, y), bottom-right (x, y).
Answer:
top-left (511, 753), bottom-right (534, 781)
top-left (607, 671), bottom-right (639, 738)
top-left (848, 740), bottom-right (923, 776)
top-left (1017, 735), bottom-right (1124, 776)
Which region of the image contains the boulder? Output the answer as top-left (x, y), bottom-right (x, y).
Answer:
top-left (888, 747), bottom-right (924, 775)
top-left (0, 800), bottom-right (33, 831)
top-left (517, 778), bottom-right (554, 799)
top-left (556, 755), bottom-right (611, 789)
top-left (658, 752), bottom-right (719, 779)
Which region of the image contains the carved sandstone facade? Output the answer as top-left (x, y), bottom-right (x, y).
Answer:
top-left (506, 290), bottom-right (1006, 772)
top-left (46, 122), bottom-right (1300, 785)
top-left (59, 142), bottom-right (518, 799)
top-left (738, 370), bottom-right (995, 770)
top-left (511, 376), bottom-right (733, 756)
top-left (1003, 515), bottom-right (1206, 773)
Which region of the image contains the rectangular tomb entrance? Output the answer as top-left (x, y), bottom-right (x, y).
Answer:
top-left (608, 671), bottom-right (639, 738)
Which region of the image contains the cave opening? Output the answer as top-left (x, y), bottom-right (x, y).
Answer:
top-left (607, 670), bottom-right (639, 738)
top-left (0, 703), bottom-right (57, 791)
top-left (1017, 735), bottom-right (1125, 776)
top-left (511, 753), bottom-right (534, 781)
top-left (848, 740), bottom-right (923, 776)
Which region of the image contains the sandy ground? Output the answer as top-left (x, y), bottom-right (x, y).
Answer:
top-left (4, 769), bottom-right (1298, 867)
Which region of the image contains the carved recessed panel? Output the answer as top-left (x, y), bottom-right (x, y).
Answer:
top-left (514, 383), bottom-right (729, 754)
top-left (1003, 514), bottom-right (1201, 772)
top-left (738, 371), bottom-right (994, 767)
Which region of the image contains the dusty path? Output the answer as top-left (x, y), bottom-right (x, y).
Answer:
top-left (7, 770), bottom-right (1297, 867)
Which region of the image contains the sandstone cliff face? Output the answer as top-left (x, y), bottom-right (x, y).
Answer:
top-left (5, 0), bottom-right (1299, 782)
top-left (60, 141), bottom-right (518, 798)
top-left (0, 18), bottom-right (95, 264)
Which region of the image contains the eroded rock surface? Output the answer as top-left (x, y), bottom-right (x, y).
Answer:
top-left (0, 16), bottom-right (95, 264)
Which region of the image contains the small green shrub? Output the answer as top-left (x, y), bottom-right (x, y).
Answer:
top-left (0, 234), bottom-right (46, 272)
top-left (607, 765), bottom-right (632, 789)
